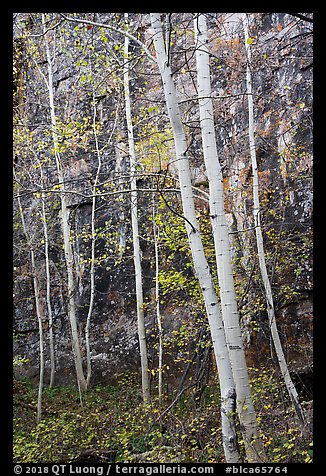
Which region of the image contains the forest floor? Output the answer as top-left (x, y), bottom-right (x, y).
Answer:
top-left (13, 368), bottom-right (313, 463)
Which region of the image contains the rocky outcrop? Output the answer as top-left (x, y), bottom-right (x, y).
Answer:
top-left (13, 13), bottom-right (313, 388)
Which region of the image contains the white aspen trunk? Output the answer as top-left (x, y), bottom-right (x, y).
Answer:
top-left (42, 14), bottom-right (87, 392)
top-left (39, 165), bottom-right (55, 388)
top-left (150, 13), bottom-right (240, 462)
top-left (15, 169), bottom-right (44, 423)
top-left (124, 13), bottom-right (150, 404)
top-left (31, 251), bottom-right (45, 423)
top-left (84, 119), bottom-right (98, 388)
top-left (84, 82), bottom-right (118, 388)
top-left (194, 14), bottom-right (266, 462)
top-left (85, 62), bottom-right (102, 388)
top-left (152, 201), bottom-right (163, 406)
top-left (242, 13), bottom-right (305, 427)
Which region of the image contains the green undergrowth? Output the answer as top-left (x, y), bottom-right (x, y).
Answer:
top-left (13, 368), bottom-right (312, 463)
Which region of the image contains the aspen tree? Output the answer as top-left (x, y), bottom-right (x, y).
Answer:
top-left (14, 167), bottom-right (44, 423)
top-left (39, 164), bottom-right (55, 388)
top-left (124, 13), bottom-right (150, 403)
top-left (85, 66), bottom-right (118, 387)
top-left (150, 13), bottom-right (240, 462)
top-left (41, 14), bottom-right (87, 392)
top-left (242, 13), bottom-right (305, 427)
top-left (194, 13), bottom-right (266, 462)
top-left (152, 199), bottom-right (163, 406)
top-left (84, 72), bottom-right (101, 388)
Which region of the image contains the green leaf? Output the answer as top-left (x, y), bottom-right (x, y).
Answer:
top-left (246, 37), bottom-right (253, 45)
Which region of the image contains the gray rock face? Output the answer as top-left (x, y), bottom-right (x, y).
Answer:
top-left (13, 13), bottom-right (312, 387)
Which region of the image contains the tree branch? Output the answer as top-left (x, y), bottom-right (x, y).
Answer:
top-left (59, 13), bottom-right (156, 62)
top-left (285, 13), bottom-right (313, 23)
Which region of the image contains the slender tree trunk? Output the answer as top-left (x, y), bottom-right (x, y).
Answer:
top-left (85, 61), bottom-right (102, 388)
top-left (39, 165), bottom-right (55, 388)
top-left (42, 14), bottom-right (87, 392)
top-left (124, 13), bottom-right (150, 404)
top-left (31, 251), bottom-right (45, 423)
top-left (15, 168), bottom-right (44, 423)
top-left (152, 200), bottom-right (163, 406)
top-left (242, 13), bottom-right (305, 427)
top-left (84, 77), bottom-right (117, 388)
top-left (150, 13), bottom-right (240, 462)
top-left (84, 99), bottom-right (98, 388)
top-left (194, 14), bottom-right (266, 462)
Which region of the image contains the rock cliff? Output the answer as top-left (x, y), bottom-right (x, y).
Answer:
top-left (13, 13), bottom-right (312, 400)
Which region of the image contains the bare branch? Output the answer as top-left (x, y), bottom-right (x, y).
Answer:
top-left (285, 12), bottom-right (313, 23)
top-left (59, 13), bottom-right (156, 62)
